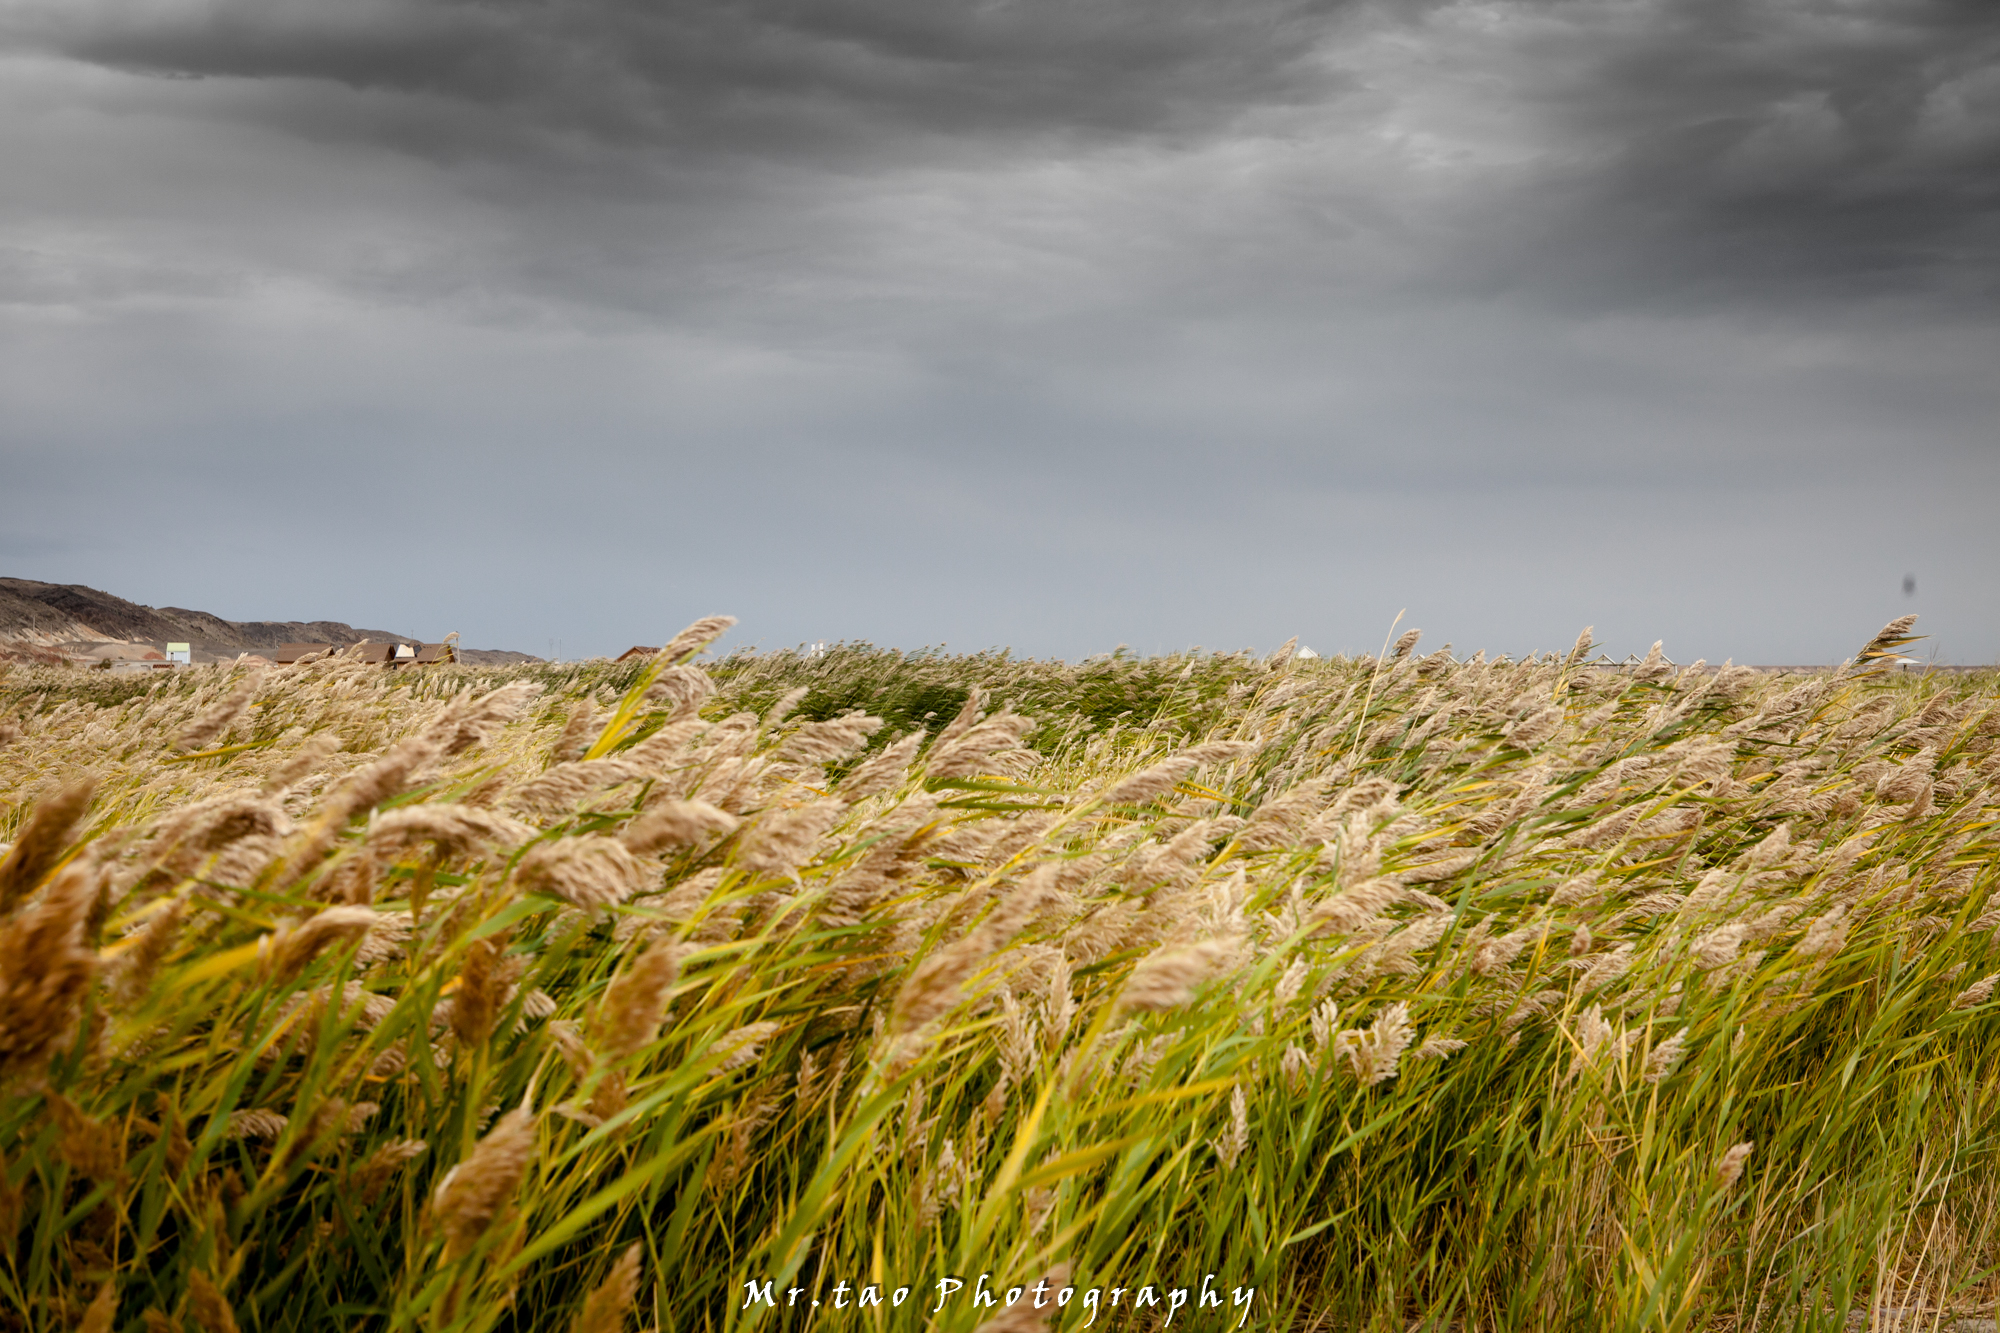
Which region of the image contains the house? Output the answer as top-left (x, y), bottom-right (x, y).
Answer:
top-left (300, 639), bottom-right (459, 667)
top-left (616, 646), bottom-right (659, 662)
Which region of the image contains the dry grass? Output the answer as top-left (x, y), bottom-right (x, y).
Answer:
top-left (1, 622), bottom-right (1998, 1332)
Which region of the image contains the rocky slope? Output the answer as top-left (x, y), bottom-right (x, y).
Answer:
top-left (0, 578), bottom-right (537, 665)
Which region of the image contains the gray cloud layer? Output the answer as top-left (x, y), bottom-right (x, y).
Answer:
top-left (3, 0), bottom-right (1997, 661)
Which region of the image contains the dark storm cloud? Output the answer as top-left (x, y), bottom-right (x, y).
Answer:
top-left (31, 0), bottom-right (1357, 153)
top-left (16, 0), bottom-right (1997, 315)
top-left (1476, 0), bottom-right (2000, 309)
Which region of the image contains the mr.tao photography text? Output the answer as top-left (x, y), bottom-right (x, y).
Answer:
top-left (742, 1272), bottom-right (1257, 1327)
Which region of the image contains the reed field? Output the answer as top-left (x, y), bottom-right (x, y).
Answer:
top-left (5, 615), bottom-right (2000, 1333)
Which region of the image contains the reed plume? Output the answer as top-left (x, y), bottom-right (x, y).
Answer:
top-left (49, 1090), bottom-right (121, 1182)
top-left (619, 799), bottom-right (738, 855)
top-left (0, 776), bottom-right (95, 913)
top-left (80, 1281), bottom-right (117, 1333)
top-left (367, 805), bottom-right (534, 861)
top-left (354, 1139), bottom-right (429, 1205)
top-left (594, 936), bottom-right (681, 1059)
top-left (735, 800), bottom-right (845, 878)
top-left (433, 1109), bottom-right (537, 1259)
top-left (1951, 973), bottom-right (1998, 1010)
top-left (1716, 1141), bottom-right (1754, 1190)
top-left (1856, 614), bottom-right (1921, 665)
top-left (259, 733), bottom-right (341, 795)
top-left (424, 682), bottom-right (539, 758)
top-left (262, 906), bottom-right (378, 983)
top-left (513, 837), bottom-right (644, 911)
top-left (553, 700), bottom-right (599, 762)
top-left (838, 730), bottom-right (925, 800)
top-left (0, 855), bottom-right (97, 1082)
top-left (186, 1270), bottom-right (240, 1333)
top-left (1103, 756), bottom-right (1198, 806)
top-left (174, 672), bottom-right (263, 753)
top-left (1645, 1032), bottom-right (1688, 1083)
top-left (1117, 939), bottom-right (1233, 1015)
top-left (450, 931), bottom-right (516, 1047)
top-left (658, 615), bottom-right (738, 665)
top-left (644, 665), bottom-right (714, 715)
top-left (1333, 1003), bottom-right (1414, 1087)
top-left (571, 1244), bottom-right (643, 1333)
top-left (772, 712), bottom-right (883, 767)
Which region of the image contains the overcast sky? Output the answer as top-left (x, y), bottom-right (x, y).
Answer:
top-left (3, 0), bottom-right (1996, 663)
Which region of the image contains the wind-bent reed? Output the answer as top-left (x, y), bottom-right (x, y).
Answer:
top-left (0, 617), bottom-right (1997, 1331)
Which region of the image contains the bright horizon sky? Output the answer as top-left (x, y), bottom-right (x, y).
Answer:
top-left (4, 0), bottom-right (1997, 664)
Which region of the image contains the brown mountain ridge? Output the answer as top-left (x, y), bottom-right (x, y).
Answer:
top-left (0, 577), bottom-right (537, 666)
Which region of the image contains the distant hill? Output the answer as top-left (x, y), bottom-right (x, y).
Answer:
top-left (0, 578), bottom-right (538, 666)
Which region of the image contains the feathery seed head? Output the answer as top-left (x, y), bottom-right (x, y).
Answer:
top-left (1116, 938), bottom-right (1234, 1014)
top-left (1644, 1031), bottom-right (1688, 1083)
top-left (772, 712), bottom-right (883, 768)
top-left (262, 906), bottom-right (378, 983)
top-left (594, 936), bottom-right (682, 1059)
top-left (354, 1139), bottom-right (428, 1206)
top-left (1310, 877), bottom-right (1404, 937)
top-left (49, 1091), bottom-right (121, 1182)
top-left (1333, 1002), bottom-right (1415, 1086)
top-left (644, 665), bottom-right (715, 716)
top-left (0, 777), bottom-right (96, 914)
top-left (1274, 956), bottom-right (1310, 1007)
top-left (657, 616), bottom-right (738, 665)
top-left (714, 1021), bottom-right (782, 1071)
top-left (838, 731), bottom-right (926, 800)
top-left (366, 805), bottom-right (533, 863)
top-left (450, 930), bottom-right (517, 1048)
top-left (1181, 739), bottom-right (1261, 766)
top-left (619, 800), bottom-right (738, 856)
top-left (1744, 823), bottom-right (1792, 870)
top-left (175, 672), bottom-right (264, 753)
top-left (1796, 906), bottom-right (1850, 962)
top-left (735, 800), bottom-right (845, 879)
top-left (423, 682), bottom-right (539, 758)
top-left (1716, 1141), bottom-right (1755, 1190)
top-left (571, 1244), bottom-right (643, 1333)
top-left (186, 1270), bottom-right (240, 1333)
top-left (513, 837), bottom-right (645, 911)
top-left (1856, 614), bottom-right (1921, 664)
top-left (1103, 756), bottom-right (1198, 806)
top-left (553, 700), bottom-right (599, 763)
top-left (226, 1109), bottom-right (290, 1141)
top-left (1210, 1085), bottom-right (1250, 1169)
top-left (1691, 923), bottom-right (1748, 972)
top-left (0, 857), bottom-right (98, 1083)
top-left (260, 734), bottom-right (341, 796)
top-left (433, 1109), bottom-right (538, 1259)
top-left (1952, 972), bottom-right (1998, 1010)
top-left (1413, 1035), bottom-right (1467, 1061)
top-left (1507, 706), bottom-right (1563, 752)
top-left (80, 1282), bottom-right (116, 1333)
